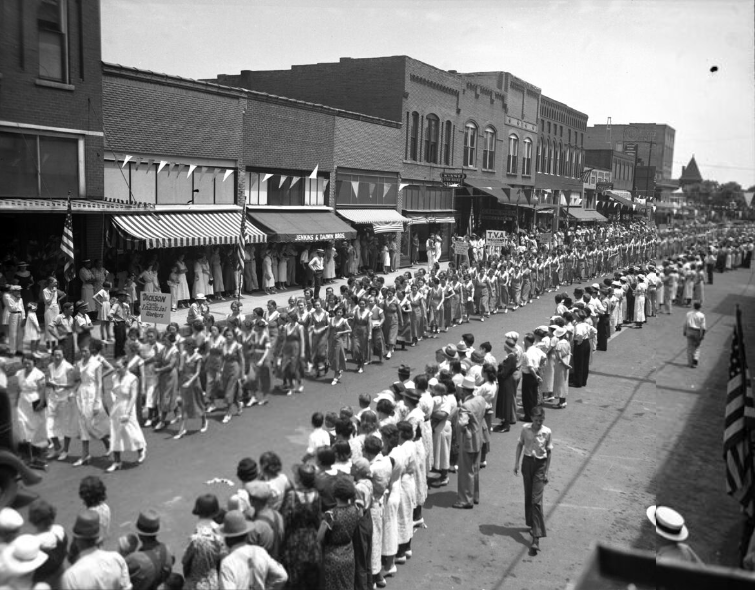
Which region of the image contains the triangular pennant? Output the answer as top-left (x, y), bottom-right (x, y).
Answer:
top-left (309, 165), bottom-right (319, 179)
top-left (351, 180), bottom-right (360, 197)
top-left (187, 164), bottom-right (197, 178)
top-left (466, 187), bottom-right (474, 196)
top-left (278, 175), bottom-right (288, 188)
top-left (121, 155), bottom-right (132, 167)
top-left (560, 193), bottom-right (568, 206)
top-left (175, 164), bottom-right (185, 178)
top-left (157, 160), bottom-right (168, 174)
top-left (262, 173), bottom-right (273, 183)
top-left (382, 184), bottom-right (391, 199)
top-left (199, 166), bottom-right (208, 182)
top-left (211, 167), bottom-right (220, 180)
top-left (146, 158), bottom-right (154, 173)
top-left (223, 169), bottom-right (233, 182)
top-left (368, 183), bottom-right (375, 198)
top-left (524, 189), bottom-right (532, 204)
top-left (134, 157), bottom-right (142, 171)
top-left (290, 177), bottom-right (300, 188)
top-left (168, 162), bottom-right (177, 177)
top-left (399, 183), bottom-right (409, 191)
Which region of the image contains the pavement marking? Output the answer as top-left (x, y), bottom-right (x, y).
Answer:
top-left (556, 503), bottom-right (611, 511)
top-left (562, 444), bottom-right (589, 456)
top-left (164, 495), bottom-right (184, 506)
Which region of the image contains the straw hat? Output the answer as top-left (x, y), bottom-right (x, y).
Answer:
top-left (646, 505), bottom-right (689, 542)
top-left (0, 535), bottom-right (48, 576)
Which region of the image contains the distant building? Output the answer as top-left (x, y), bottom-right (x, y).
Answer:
top-left (678, 155), bottom-right (703, 188)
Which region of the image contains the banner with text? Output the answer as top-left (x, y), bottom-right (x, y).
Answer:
top-left (140, 292), bottom-right (172, 325)
top-left (485, 230), bottom-right (508, 248)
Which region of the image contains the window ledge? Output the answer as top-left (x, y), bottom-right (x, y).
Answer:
top-left (506, 172), bottom-right (519, 177)
top-left (481, 168), bottom-right (496, 174)
top-left (35, 79), bottom-right (75, 91)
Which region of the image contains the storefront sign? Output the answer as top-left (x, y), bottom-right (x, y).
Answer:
top-left (485, 230), bottom-right (507, 248)
top-left (482, 208), bottom-right (516, 218)
top-left (596, 182), bottom-right (614, 193)
top-left (441, 173), bottom-right (466, 187)
top-left (140, 292), bottom-right (171, 325)
top-left (293, 233), bottom-right (348, 242)
top-left (453, 240), bottom-right (470, 255)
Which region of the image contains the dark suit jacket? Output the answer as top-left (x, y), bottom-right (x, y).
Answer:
top-left (454, 394), bottom-right (487, 454)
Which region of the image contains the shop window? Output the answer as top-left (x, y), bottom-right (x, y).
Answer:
top-left (409, 112), bottom-right (420, 161)
top-left (463, 122), bottom-right (477, 168)
top-left (424, 115), bottom-right (439, 163)
top-left (523, 138), bottom-right (532, 176)
top-left (507, 134), bottom-right (518, 174)
top-left (38, 0), bottom-right (69, 82)
top-left (443, 121), bottom-right (452, 165)
top-left (246, 172), bottom-right (317, 207)
top-left (0, 130), bottom-right (80, 198)
top-left (482, 127), bottom-right (496, 171)
top-left (335, 170), bottom-right (398, 206)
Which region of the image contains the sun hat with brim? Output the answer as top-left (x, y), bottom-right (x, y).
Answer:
top-left (221, 510), bottom-right (254, 538)
top-left (443, 345), bottom-right (457, 360)
top-left (195, 293), bottom-right (206, 300)
top-left (72, 509), bottom-right (101, 541)
top-left (374, 390), bottom-right (395, 405)
top-left (504, 331), bottom-right (519, 341)
top-left (460, 376), bottom-right (477, 390)
top-left (455, 342), bottom-right (468, 354)
top-left (9, 285), bottom-right (21, 292)
top-left (503, 338), bottom-right (516, 352)
top-left (470, 351), bottom-right (485, 364)
top-left (554, 327), bottom-right (567, 338)
top-left (0, 508), bottom-right (23, 532)
top-left (402, 388), bottom-right (421, 404)
top-left (135, 509), bottom-right (161, 536)
top-left (0, 535), bottom-right (48, 576)
top-left (646, 505), bottom-right (689, 541)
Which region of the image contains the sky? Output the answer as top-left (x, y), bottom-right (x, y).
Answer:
top-left (101, 0), bottom-right (755, 188)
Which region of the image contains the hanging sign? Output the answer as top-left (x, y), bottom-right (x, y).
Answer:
top-left (442, 173), bottom-right (467, 187)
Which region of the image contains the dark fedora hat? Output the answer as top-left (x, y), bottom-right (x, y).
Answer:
top-left (72, 510), bottom-right (101, 541)
top-left (220, 510), bottom-right (253, 538)
top-left (135, 509), bottom-right (161, 536)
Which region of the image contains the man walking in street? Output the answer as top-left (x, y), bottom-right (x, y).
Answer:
top-left (452, 376), bottom-right (487, 509)
top-left (514, 406), bottom-right (552, 554)
top-left (683, 302), bottom-right (706, 368)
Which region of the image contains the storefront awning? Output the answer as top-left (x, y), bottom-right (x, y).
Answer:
top-left (604, 190), bottom-right (633, 207)
top-left (460, 180), bottom-right (512, 203)
top-left (337, 208), bottom-right (410, 234)
top-left (403, 211), bottom-right (456, 225)
top-left (567, 208), bottom-right (608, 222)
top-left (249, 210), bottom-right (357, 242)
top-left (112, 210), bottom-right (267, 249)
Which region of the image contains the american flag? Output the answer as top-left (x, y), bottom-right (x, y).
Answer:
top-left (724, 305), bottom-right (754, 518)
top-left (236, 202), bottom-right (247, 271)
top-left (60, 197), bottom-right (75, 281)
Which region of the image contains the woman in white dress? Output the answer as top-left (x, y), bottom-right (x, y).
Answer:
top-left (380, 423), bottom-right (402, 578)
top-left (72, 346), bottom-right (113, 466)
top-left (15, 353), bottom-right (48, 464)
top-left (276, 244), bottom-right (288, 290)
top-left (262, 249), bottom-right (276, 294)
top-left (42, 277), bottom-right (62, 348)
top-left (324, 243), bottom-right (336, 282)
top-left (634, 276), bottom-right (647, 328)
top-left (139, 263), bottom-right (160, 294)
top-left (209, 247), bottom-right (225, 300)
top-left (106, 357), bottom-right (146, 471)
top-left (175, 253), bottom-right (191, 307)
top-left (193, 254), bottom-right (212, 301)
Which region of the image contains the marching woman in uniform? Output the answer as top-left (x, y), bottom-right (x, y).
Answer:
top-left (154, 332), bottom-right (180, 430)
top-left (280, 311), bottom-right (305, 396)
top-left (247, 319), bottom-right (272, 406)
top-left (427, 278), bottom-right (445, 335)
top-left (405, 284), bottom-right (426, 345)
top-left (219, 327), bottom-right (245, 422)
top-left (328, 306), bottom-right (351, 385)
top-left (382, 287), bottom-right (402, 359)
top-left (15, 353), bottom-right (48, 466)
top-left (309, 298), bottom-right (330, 378)
top-left (350, 299), bottom-right (371, 374)
top-left (72, 346), bottom-right (112, 466)
top-left (174, 337), bottom-right (207, 438)
top-left (106, 357), bottom-right (146, 471)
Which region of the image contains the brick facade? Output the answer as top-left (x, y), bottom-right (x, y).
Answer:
top-left (0, 0), bottom-right (104, 199)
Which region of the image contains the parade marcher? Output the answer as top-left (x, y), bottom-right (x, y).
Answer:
top-left (683, 302), bottom-right (706, 368)
top-left (106, 357), bottom-right (147, 472)
top-left (15, 353), bottom-right (48, 468)
top-left (328, 306), bottom-right (350, 385)
top-left (72, 345), bottom-right (112, 466)
top-left (552, 327), bottom-right (572, 409)
top-left (513, 406), bottom-right (552, 553)
top-left (46, 346), bottom-right (77, 461)
top-left (280, 312), bottom-right (305, 396)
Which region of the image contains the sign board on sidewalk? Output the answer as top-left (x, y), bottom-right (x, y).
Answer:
top-left (485, 229), bottom-right (507, 248)
top-left (140, 292), bottom-right (171, 325)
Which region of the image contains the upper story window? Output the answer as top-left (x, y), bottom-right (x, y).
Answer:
top-left (551, 141), bottom-right (557, 175)
top-left (564, 147), bottom-right (570, 177)
top-left (0, 129), bottom-right (81, 198)
top-left (536, 140), bottom-right (542, 174)
top-left (409, 112), bottom-right (420, 161)
top-left (547, 121), bottom-right (551, 134)
top-left (336, 170), bottom-right (398, 207)
top-left (522, 138), bottom-right (533, 176)
top-left (482, 127), bottom-right (496, 170)
top-left (463, 122), bottom-right (478, 168)
top-left (507, 134), bottom-right (519, 174)
top-left (38, 0), bottom-right (69, 83)
top-left (443, 121), bottom-right (452, 166)
top-left (424, 115), bottom-right (439, 164)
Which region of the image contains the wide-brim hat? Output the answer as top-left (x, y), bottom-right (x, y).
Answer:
top-left (72, 509), bottom-right (102, 541)
top-left (504, 331), bottom-right (519, 341)
top-left (443, 345), bottom-right (457, 360)
top-left (611, 281), bottom-right (621, 287)
top-left (460, 375), bottom-right (477, 390)
top-left (221, 510), bottom-right (254, 538)
top-left (455, 342), bottom-right (468, 354)
top-left (402, 387), bottom-right (421, 404)
top-left (75, 300), bottom-right (89, 311)
top-left (0, 508), bottom-right (23, 533)
top-left (554, 327), bottom-right (567, 338)
top-left (195, 293), bottom-right (206, 300)
top-left (470, 351), bottom-right (485, 364)
top-left (374, 390), bottom-right (396, 404)
top-left (646, 505), bottom-right (689, 542)
top-left (8, 285), bottom-right (21, 292)
top-left (16, 261), bottom-right (29, 267)
top-left (0, 535), bottom-right (47, 576)
top-left (135, 509), bottom-right (161, 536)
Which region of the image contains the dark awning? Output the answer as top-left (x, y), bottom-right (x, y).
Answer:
top-left (567, 208), bottom-right (608, 222)
top-left (249, 210), bottom-right (357, 242)
top-left (461, 179), bottom-right (512, 203)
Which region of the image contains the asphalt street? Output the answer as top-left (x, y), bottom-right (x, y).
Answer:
top-left (12, 263), bottom-right (754, 590)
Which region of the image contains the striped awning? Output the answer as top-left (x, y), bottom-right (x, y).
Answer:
top-left (337, 208), bottom-right (410, 233)
top-left (404, 211), bottom-right (456, 225)
top-left (112, 210), bottom-right (267, 250)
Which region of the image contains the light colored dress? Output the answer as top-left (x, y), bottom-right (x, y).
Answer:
top-left (15, 367), bottom-right (48, 446)
top-left (277, 253), bottom-right (288, 284)
top-left (42, 287), bottom-right (60, 344)
top-left (553, 339), bottom-right (571, 398)
top-left (109, 372), bottom-right (146, 453)
top-left (194, 258), bottom-right (211, 298)
top-left (210, 251), bottom-right (225, 294)
top-left (634, 281), bottom-right (647, 323)
top-left (75, 357), bottom-right (110, 441)
top-left (382, 446), bottom-right (404, 556)
top-left (397, 440), bottom-right (417, 544)
top-left (139, 269), bottom-right (160, 294)
top-left (262, 255), bottom-right (275, 289)
top-left (47, 359), bottom-right (78, 440)
top-left (176, 260), bottom-right (191, 301)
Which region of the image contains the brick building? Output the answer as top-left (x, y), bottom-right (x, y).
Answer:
top-left (0, 0), bottom-right (124, 266)
top-left (213, 56), bottom-right (542, 262)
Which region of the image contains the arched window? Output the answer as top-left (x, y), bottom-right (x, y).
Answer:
top-left (557, 142), bottom-right (563, 176)
top-left (547, 142), bottom-right (553, 175)
top-left (409, 112), bottom-right (420, 161)
top-left (443, 120), bottom-right (452, 165)
top-left (424, 114), bottom-right (439, 163)
top-left (483, 127), bottom-right (496, 170)
top-left (552, 141), bottom-right (558, 175)
top-left (536, 140), bottom-right (542, 174)
top-left (572, 150), bottom-right (578, 178)
top-left (463, 122), bottom-right (478, 168)
top-left (523, 138), bottom-right (533, 176)
top-left (507, 134), bottom-right (519, 174)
